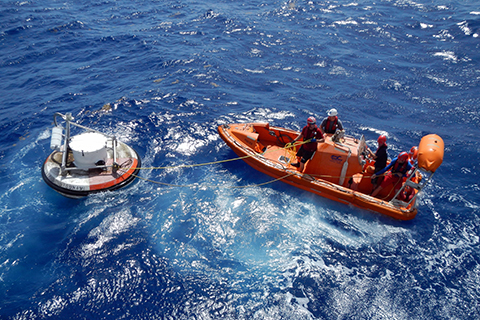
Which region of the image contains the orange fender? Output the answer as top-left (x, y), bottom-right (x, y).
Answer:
top-left (417, 134), bottom-right (444, 173)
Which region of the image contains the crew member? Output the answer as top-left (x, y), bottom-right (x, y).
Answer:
top-left (290, 116), bottom-right (325, 172)
top-left (367, 135), bottom-right (388, 190)
top-left (370, 151), bottom-right (413, 198)
top-left (320, 108), bottom-right (344, 134)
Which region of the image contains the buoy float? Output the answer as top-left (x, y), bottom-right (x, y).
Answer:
top-left (42, 112), bottom-right (141, 198)
top-left (417, 134), bottom-right (444, 173)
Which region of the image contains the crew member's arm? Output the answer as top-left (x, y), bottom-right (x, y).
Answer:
top-left (316, 130), bottom-right (325, 143)
top-left (337, 119), bottom-right (344, 131)
top-left (372, 159), bottom-right (394, 178)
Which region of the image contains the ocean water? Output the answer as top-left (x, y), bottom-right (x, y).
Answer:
top-left (1, 0), bottom-right (479, 319)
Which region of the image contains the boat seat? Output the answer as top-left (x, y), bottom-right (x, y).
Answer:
top-left (255, 141), bottom-right (266, 154)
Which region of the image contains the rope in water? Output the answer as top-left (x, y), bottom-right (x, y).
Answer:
top-left (132, 139), bottom-right (311, 171)
top-left (130, 172), bottom-right (296, 189)
top-left (128, 140), bottom-right (311, 189)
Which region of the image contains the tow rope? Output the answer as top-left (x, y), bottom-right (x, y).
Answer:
top-left (129, 139), bottom-right (381, 189)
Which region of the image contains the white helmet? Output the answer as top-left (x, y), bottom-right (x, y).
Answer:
top-left (327, 108), bottom-right (338, 117)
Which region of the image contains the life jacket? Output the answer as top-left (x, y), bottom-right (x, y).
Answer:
top-left (392, 159), bottom-right (408, 174)
top-left (324, 116), bottom-right (338, 133)
top-left (303, 126), bottom-right (321, 140)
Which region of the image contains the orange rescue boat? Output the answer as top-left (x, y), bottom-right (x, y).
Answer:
top-left (218, 123), bottom-right (444, 220)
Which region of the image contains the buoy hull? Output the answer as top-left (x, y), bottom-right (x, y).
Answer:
top-left (42, 140), bottom-right (140, 199)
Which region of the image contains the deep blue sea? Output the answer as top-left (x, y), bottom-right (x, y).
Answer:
top-left (1, 0), bottom-right (479, 319)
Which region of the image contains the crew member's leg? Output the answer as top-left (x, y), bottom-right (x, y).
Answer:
top-left (292, 147), bottom-right (305, 168)
top-left (371, 173), bottom-right (398, 197)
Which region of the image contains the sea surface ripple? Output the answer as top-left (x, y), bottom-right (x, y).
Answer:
top-left (1, 0), bottom-right (479, 319)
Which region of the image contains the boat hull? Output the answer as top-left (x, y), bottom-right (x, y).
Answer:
top-left (218, 123), bottom-right (418, 220)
